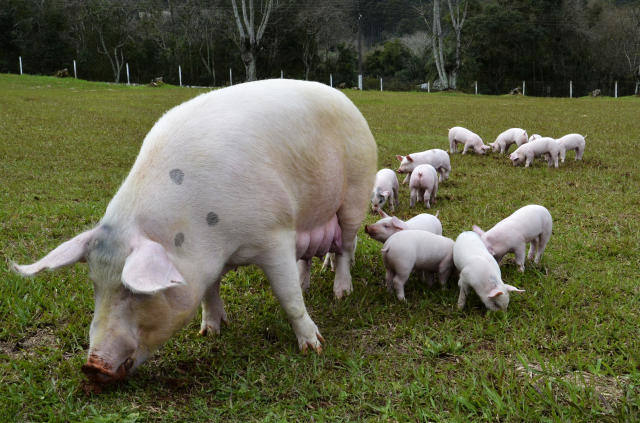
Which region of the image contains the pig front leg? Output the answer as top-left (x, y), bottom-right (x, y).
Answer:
top-left (514, 243), bottom-right (526, 272)
top-left (402, 174), bottom-right (410, 184)
top-left (200, 270), bottom-right (231, 336)
top-left (261, 236), bottom-right (323, 352)
top-left (298, 259), bottom-right (312, 292)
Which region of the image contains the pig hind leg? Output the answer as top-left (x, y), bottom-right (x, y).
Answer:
top-left (576, 146), bottom-right (584, 160)
top-left (200, 269), bottom-right (232, 336)
top-left (535, 230), bottom-right (551, 264)
top-left (298, 259), bottom-right (312, 291)
top-left (423, 189), bottom-right (431, 208)
top-left (392, 271), bottom-right (411, 301)
top-left (260, 234), bottom-right (323, 352)
top-left (334, 184), bottom-right (370, 299)
top-left (393, 186), bottom-right (399, 209)
top-left (527, 238), bottom-right (539, 261)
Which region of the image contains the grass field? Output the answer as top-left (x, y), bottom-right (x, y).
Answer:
top-left (1, 73), bottom-right (639, 422)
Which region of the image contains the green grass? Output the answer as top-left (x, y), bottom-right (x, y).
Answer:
top-left (1, 74), bottom-right (639, 422)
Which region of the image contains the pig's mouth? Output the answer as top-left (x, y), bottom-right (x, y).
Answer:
top-left (81, 354), bottom-right (134, 385)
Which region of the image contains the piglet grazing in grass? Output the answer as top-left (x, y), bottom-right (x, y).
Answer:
top-left (382, 230), bottom-right (455, 300)
top-left (448, 126), bottom-right (490, 155)
top-left (489, 128), bottom-right (529, 154)
top-left (371, 168), bottom-right (399, 212)
top-left (453, 231), bottom-right (524, 311)
top-left (409, 164), bottom-right (438, 208)
top-left (396, 149), bottom-right (451, 183)
top-left (472, 204), bottom-right (552, 272)
top-left (509, 137), bottom-right (561, 168)
top-left (364, 210), bottom-right (442, 243)
top-left (556, 133), bottom-right (586, 162)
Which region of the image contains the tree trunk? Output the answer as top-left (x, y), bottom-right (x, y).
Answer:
top-left (241, 48), bottom-right (257, 81)
top-left (446, 0), bottom-right (468, 90)
top-left (433, 0), bottom-right (448, 89)
top-left (230, 0), bottom-right (273, 82)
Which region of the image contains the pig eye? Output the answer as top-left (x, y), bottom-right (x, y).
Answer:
top-left (383, 224), bottom-right (389, 228)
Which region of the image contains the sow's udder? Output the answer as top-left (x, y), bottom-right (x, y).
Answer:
top-left (296, 215), bottom-right (342, 260)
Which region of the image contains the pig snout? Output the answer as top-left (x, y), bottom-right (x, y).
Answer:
top-left (81, 354), bottom-right (134, 385)
top-left (364, 225), bottom-right (372, 234)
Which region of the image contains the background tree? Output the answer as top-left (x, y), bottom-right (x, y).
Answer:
top-left (229, 0), bottom-right (274, 81)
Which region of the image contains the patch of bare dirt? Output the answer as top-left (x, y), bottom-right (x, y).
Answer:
top-left (0, 327), bottom-right (59, 359)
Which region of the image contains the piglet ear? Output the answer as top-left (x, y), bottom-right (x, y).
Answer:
top-left (390, 217), bottom-right (408, 230)
top-left (406, 155), bottom-right (414, 162)
top-left (396, 155), bottom-right (404, 161)
top-left (504, 283), bottom-right (525, 293)
top-left (377, 209), bottom-right (390, 218)
top-left (122, 238), bottom-right (185, 294)
top-left (472, 225), bottom-right (485, 236)
top-left (488, 287), bottom-right (504, 298)
top-left (11, 228), bottom-right (98, 276)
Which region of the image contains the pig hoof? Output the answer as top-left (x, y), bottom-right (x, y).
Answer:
top-left (333, 282), bottom-right (353, 299)
top-left (199, 316), bottom-right (229, 336)
top-left (300, 333), bottom-right (324, 354)
top-left (518, 266), bottom-right (525, 273)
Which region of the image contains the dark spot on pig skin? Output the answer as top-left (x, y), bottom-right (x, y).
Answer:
top-left (170, 169), bottom-right (184, 185)
top-left (174, 233), bottom-right (185, 247)
top-left (206, 212), bottom-right (219, 226)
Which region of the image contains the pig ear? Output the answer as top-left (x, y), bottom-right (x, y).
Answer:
top-left (504, 283), bottom-right (525, 293)
top-left (378, 209), bottom-right (390, 218)
top-left (396, 155), bottom-right (404, 161)
top-left (488, 287), bottom-right (504, 298)
top-left (406, 155), bottom-right (414, 162)
top-left (11, 228), bottom-right (98, 276)
top-left (390, 217), bottom-right (408, 230)
top-left (481, 145), bottom-right (491, 152)
top-left (122, 238), bottom-right (186, 294)
top-left (382, 190), bottom-right (390, 198)
top-left (472, 225), bottom-right (485, 236)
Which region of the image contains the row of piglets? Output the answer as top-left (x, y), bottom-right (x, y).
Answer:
top-left (510, 133), bottom-right (586, 167)
top-left (451, 126), bottom-right (528, 155)
top-left (369, 204), bottom-right (552, 311)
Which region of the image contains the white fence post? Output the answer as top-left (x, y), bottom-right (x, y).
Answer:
top-left (636, 81), bottom-right (639, 95)
top-left (427, 81), bottom-right (430, 93)
top-left (330, 74), bottom-right (333, 88)
top-left (281, 70), bottom-right (283, 79)
top-left (475, 81), bottom-right (478, 95)
top-left (615, 81), bottom-right (618, 98)
top-left (380, 77), bottom-right (383, 91)
top-left (229, 68), bottom-right (233, 85)
top-left (358, 74), bottom-right (362, 90)
top-left (73, 60), bottom-right (77, 78)
top-left (19, 56), bottom-right (23, 75)
top-left (570, 80), bottom-right (573, 98)
top-left (178, 65), bottom-right (182, 87)
top-left (522, 80), bottom-right (525, 96)
top-left (126, 63), bottom-right (130, 85)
